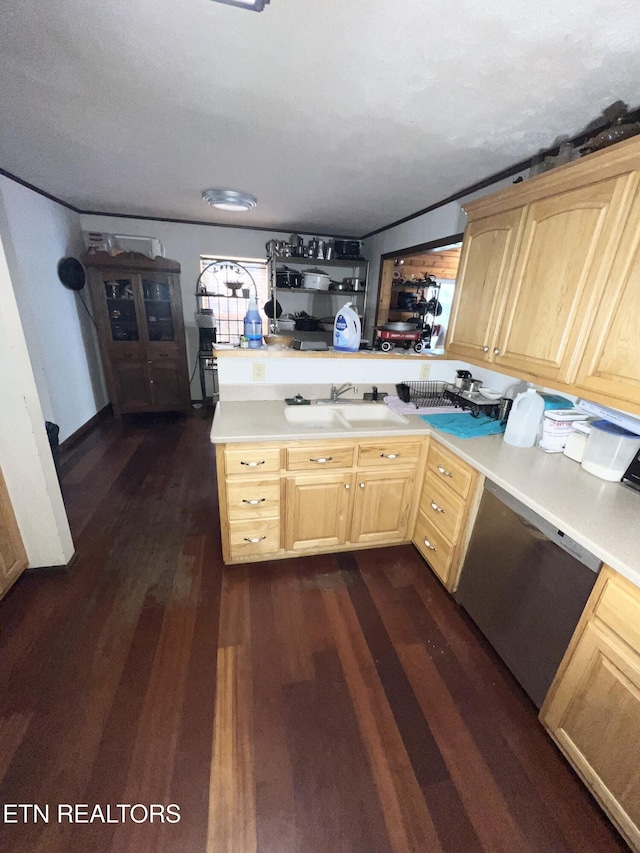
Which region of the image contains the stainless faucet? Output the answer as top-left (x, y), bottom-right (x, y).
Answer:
top-left (330, 383), bottom-right (358, 402)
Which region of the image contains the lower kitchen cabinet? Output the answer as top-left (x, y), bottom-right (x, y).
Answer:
top-left (284, 472), bottom-right (352, 551)
top-left (216, 436), bottom-right (426, 564)
top-left (0, 468), bottom-right (28, 599)
top-left (350, 469), bottom-right (415, 545)
top-left (541, 565), bottom-right (640, 852)
top-left (412, 438), bottom-right (482, 591)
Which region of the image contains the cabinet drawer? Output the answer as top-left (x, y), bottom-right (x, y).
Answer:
top-left (420, 471), bottom-right (466, 543)
top-left (224, 445), bottom-right (281, 476)
top-left (414, 509), bottom-right (454, 586)
top-left (226, 479), bottom-right (280, 521)
top-left (594, 573), bottom-right (640, 653)
top-left (228, 518), bottom-right (280, 558)
top-left (285, 443), bottom-right (354, 471)
top-left (357, 439), bottom-right (422, 468)
top-left (426, 441), bottom-right (475, 500)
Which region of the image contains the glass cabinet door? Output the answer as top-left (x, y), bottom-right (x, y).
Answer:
top-left (141, 275), bottom-right (175, 342)
top-left (102, 276), bottom-right (139, 342)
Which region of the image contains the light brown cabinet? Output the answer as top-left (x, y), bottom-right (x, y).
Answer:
top-left (412, 439), bottom-right (481, 591)
top-left (446, 206), bottom-right (525, 364)
top-left (83, 252), bottom-right (190, 417)
top-left (216, 436), bottom-right (425, 564)
top-left (0, 467), bottom-right (28, 599)
top-left (541, 565), bottom-right (640, 852)
top-left (447, 136), bottom-right (640, 414)
top-left (284, 472), bottom-right (352, 551)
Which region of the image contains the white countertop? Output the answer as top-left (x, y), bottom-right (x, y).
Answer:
top-left (210, 400), bottom-right (640, 589)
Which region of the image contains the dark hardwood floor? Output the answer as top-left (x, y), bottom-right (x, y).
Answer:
top-left (0, 412), bottom-right (629, 852)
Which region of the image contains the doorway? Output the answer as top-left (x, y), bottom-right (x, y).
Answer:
top-left (374, 236), bottom-right (463, 352)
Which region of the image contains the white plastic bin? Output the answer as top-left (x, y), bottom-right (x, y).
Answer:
top-left (580, 420), bottom-right (640, 481)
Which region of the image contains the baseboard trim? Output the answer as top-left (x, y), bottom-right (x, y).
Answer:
top-left (24, 552), bottom-right (77, 575)
top-left (60, 404), bottom-right (112, 453)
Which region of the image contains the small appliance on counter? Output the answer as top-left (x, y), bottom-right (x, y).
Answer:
top-left (622, 448), bottom-right (640, 492)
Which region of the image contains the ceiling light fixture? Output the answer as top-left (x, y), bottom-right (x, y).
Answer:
top-left (209, 0), bottom-right (270, 11)
top-left (202, 189), bottom-right (257, 212)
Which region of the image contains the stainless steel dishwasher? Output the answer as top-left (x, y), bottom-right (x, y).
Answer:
top-left (455, 479), bottom-right (602, 708)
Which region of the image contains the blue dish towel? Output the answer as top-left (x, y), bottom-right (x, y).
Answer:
top-left (420, 412), bottom-right (506, 438)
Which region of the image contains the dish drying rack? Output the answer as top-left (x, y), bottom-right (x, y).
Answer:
top-left (397, 381), bottom-right (502, 418)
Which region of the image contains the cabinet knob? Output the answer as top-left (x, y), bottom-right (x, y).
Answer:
top-left (380, 452), bottom-right (399, 459)
top-left (430, 500), bottom-right (445, 513)
top-left (240, 460), bottom-right (265, 467)
top-left (310, 456), bottom-right (332, 464)
top-left (344, 483), bottom-right (350, 490)
top-left (242, 498), bottom-right (266, 505)
top-left (437, 465), bottom-right (452, 477)
top-left (243, 536), bottom-right (266, 543)
top-left (359, 482), bottom-right (365, 489)
top-left (493, 347), bottom-right (500, 355)
top-left (423, 538), bottom-right (437, 551)
top-left (483, 346), bottom-right (490, 352)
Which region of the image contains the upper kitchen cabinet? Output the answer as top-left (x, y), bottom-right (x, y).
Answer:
top-left (574, 184), bottom-right (640, 409)
top-left (446, 135), bottom-right (640, 402)
top-left (494, 176), bottom-right (634, 383)
top-left (446, 207), bottom-right (525, 363)
top-left (83, 252), bottom-right (190, 418)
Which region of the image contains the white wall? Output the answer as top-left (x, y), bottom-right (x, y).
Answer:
top-left (0, 234), bottom-right (74, 568)
top-left (0, 178), bottom-right (107, 442)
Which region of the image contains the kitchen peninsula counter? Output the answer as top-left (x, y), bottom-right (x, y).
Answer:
top-left (211, 400), bottom-right (640, 588)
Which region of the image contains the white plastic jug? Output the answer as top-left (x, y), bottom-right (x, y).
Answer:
top-left (503, 386), bottom-right (544, 447)
top-left (333, 303), bottom-right (361, 352)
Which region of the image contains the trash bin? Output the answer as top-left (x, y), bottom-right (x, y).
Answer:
top-left (45, 421), bottom-right (61, 482)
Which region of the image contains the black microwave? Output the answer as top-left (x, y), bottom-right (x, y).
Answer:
top-left (622, 449), bottom-right (640, 492)
top-left (334, 239), bottom-right (362, 259)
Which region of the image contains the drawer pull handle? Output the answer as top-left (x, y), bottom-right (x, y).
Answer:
top-left (423, 538), bottom-right (437, 551)
top-left (430, 500), bottom-right (445, 513)
top-left (310, 456), bottom-right (332, 463)
top-left (380, 452), bottom-right (399, 459)
top-left (243, 536), bottom-right (267, 543)
top-left (240, 460), bottom-right (265, 467)
top-left (437, 465), bottom-right (452, 477)
top-left (242, 498), bottom-right (266, 505)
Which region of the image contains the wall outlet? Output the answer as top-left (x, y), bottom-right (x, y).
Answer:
top-left (419, 363), bottom-right (431, 380)
top-left (253, 362), bottom-right (266, 381)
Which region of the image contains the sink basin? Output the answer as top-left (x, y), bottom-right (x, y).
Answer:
top-left (284, 402), bottom-right (409, 430)
top-left (338, 403), bottom-right (409, 426)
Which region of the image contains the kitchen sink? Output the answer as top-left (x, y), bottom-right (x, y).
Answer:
top-left (283, 402), bottom-right (409, 429)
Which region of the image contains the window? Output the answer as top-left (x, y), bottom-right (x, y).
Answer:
top-left (199, 256), bottom-right (269, 345)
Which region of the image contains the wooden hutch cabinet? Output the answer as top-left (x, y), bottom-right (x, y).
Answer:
top-left (83, 252), bottom-right (190, 418)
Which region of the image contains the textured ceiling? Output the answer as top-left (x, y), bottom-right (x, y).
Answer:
top-left (1, 0), bottom-right (640, 236)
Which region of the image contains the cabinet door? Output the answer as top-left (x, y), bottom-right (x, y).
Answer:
top-left (446, 207), bottom-right (525, 363)
top-left (494, 175), bottom-right (634, 382)
top-left (148, 352), bottom-right (186, 409)
top-left (574, 191), bottom-right (640, 411)
top-left (350, 469), bottom-right (415, 545)
top-left (110, 355), bottom-right (151, 412)
top-left (0, 469), bottom-right (27, 597)
top-left (284, 473), bottom-right (352, 551)
top-left (140, 273), bottom-right (178, 344)
top-left (98, 274), bottom-right (142, 343)
top-left (542, 620), bottom-right (640, 850)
